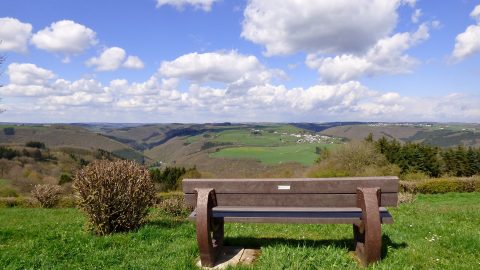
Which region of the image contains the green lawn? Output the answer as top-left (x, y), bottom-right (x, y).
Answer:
top-left (211, 129), bottom-right (296, 147)
top-left (1, 193), bottom-right (479, 269)
top-left (210, 144), bottom-right (334, 166)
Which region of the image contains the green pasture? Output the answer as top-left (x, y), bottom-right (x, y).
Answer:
top-left (210, 144), bottom-right (335, 166)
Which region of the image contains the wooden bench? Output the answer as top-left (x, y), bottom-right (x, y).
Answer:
top-left (183, 176), bottom-right (399, 267)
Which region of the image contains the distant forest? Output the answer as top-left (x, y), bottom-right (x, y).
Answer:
top-left (368, 134), bottom-right (480, 177)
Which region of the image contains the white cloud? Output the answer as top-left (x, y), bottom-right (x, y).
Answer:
top-left (156, 0), bottom-right (219, 11)
top-left (306, 23), bottom-right (430, 83)
top-left (123, 56), bottom-right (145, 69)
top-left (40, 91), bottom-right (113, 107)
top-left (3, 52), bottom-right (480, 123)
top-left (0, 17), bottom-right (32, 53)
top-left (1, 63), bottom-right (57, 96)
top-left (86, 47), bottom-right (126, 71)
top-left (31, 20), bottom-right (97, 56)
top-left (6, 63), bottom-right (55, 85)
top-left (86, 47), bottom-right (145, 71)
top-left (242, 0), bottom-right (404, 56)
top-left (452, 5), bottom-right (480, 61)
top-left (471, 5), bottom-right (480, 22)
top-left (158, 51), bottom-right (274, 83)
top-left (411, 9), bottom-right (422, 23)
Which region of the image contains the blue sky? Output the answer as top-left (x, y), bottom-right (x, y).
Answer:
top-left (0, 0), bottom-right (479, 123)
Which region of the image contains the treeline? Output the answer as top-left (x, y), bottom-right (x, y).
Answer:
top-left (370, 135), bottom-right (480, 177)
top-left (150, 166), bottom-right (201, 191)
top-left (0, 142), bottom-right (52, 161)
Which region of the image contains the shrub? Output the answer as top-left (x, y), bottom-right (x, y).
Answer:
top-left (0, 197), bottom-right (38, 208)
top-left (400, 176), bottom-right (480, 194)
top-left (3, 127), bottom-right (14, 135)
top-left (31, 184), bottom-right (62, 208)
top-left (74, 160), bottom-right (155, 235)
top-left (58, 173), bottom-right (73, 185)
top-left (0, 186), bottom-right (19, 197)
top-left (156, 192), bottom-right (191, 217)
top-left (25, 141), bottom-right (46, 149)
top-left (401, 171), bottom-right (430, 181)
top-left (308, 141), bottom-right (399, 177)
top-left (57, 196), bottom-right (78, 208)
top-left (150, 166), bottom-right (188, 191)
top-left (417, 179), bottom-right (460, 194)
top-left (398, 192), bottom-right (416, 204)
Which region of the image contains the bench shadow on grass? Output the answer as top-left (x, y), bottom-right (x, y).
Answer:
top-left (225, 234), bottom-right (407, 259)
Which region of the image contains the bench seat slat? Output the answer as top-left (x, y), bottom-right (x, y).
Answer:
top-left (184, 193), bottom-right (398, 208)
top-left (188, 207), bottom-right (393, 224)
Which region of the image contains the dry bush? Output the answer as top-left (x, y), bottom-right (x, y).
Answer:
top-left (31, 184), bottom-right (62, 208)
top-left (156, 192), bottom-right (191, 217)
top-left (74, 160), bottom-right (155, 235)
top-left (398, 192), bottom-right (416, 204)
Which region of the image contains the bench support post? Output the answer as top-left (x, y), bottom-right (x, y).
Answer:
top-left (354, 187), bottom-right (382, 267)
top-left (195, 188), bottom-right (224, 267)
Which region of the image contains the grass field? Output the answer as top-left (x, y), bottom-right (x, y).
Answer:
top-left (211, 129), bottom-right (300, 147)
top-left (210, 144), bottom-right (334, 166)
top-left (1, 193), bottom-right (479, 269)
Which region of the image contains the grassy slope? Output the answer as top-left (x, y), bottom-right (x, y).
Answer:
top-left (0, 125), bottom-right (130, 152)
top-left (1, 193), bottom-right (479, 269)
top-left (207, 126), bottom-right (339, 166)
top-left (0, 125), bottom-right (148, 163)
top-left (321, 125), bottom-right (423, 141)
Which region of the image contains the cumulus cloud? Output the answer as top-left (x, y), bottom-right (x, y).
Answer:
top-left (123, 56), bottom-right (145, 69)
top-left (156, 0), bottom-right (219, 11)
top-left (3, 66), bottom-right (480, 122)
top-left (6, 63), bottom-right (55, 85)
top-left (86, 47), bottom-right (144, 71)
top-left (306, 23), bottom-right (430, 83)
top-left (40, 91), bottom-right (113, 107)
top-left (0, 63), bottom-right (111, 99)
top-left (158, 51), bottom-right (287, 97)
top-left (31, 20), bottom-right (97, 57)
top-left (452, 5), bottom-right (480, 61)
top-left (471, 5), bottom-right (480, 22)
top-left (0, 63), bottom-right (56, 96)
top-left (86, 47), bottom-right (126, 71)
top-left (411, 9), bottom-right (422, 23)
top-left (0, 17), bottom-right (32, 53)
top-left (158, 51), bottom-right (264, 82)
top-left (242, 0), bottom-right (404, 56)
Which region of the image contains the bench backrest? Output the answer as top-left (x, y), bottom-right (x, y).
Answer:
top-left (183, 176), bottom-right (399, 208)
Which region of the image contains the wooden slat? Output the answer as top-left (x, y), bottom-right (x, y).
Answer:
top-left (183, 176), bottom-right (399, 194)
top-left (212, 206), bottom-right (389, 212)
top-left (184, 193), bottom-right (398, 208)
top-left (187, 208), bottom-right (394, 224)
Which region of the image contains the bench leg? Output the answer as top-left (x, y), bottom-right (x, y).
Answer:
top-left (195, 188), bottom-right (224, 267)
top-left (354, 187), bottom-right (382, 267)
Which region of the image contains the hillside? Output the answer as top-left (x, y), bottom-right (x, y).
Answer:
top-left (321, 123), bottom-right (480, 147)
top-left (0, 124), bottom-right (147, 163)
top-left (2, 122), bottom-right (480, 180)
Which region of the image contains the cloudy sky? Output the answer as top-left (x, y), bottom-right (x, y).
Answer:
top-left (1, 0), bottom-right (479, 123)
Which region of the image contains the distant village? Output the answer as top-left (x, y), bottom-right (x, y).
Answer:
top-left (250, 129), bottom-right (338, 144)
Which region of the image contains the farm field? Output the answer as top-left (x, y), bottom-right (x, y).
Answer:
top-left (210, 144), bottom-right (334, 166)
top-left (0, 193), bottom-right (478, 269)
